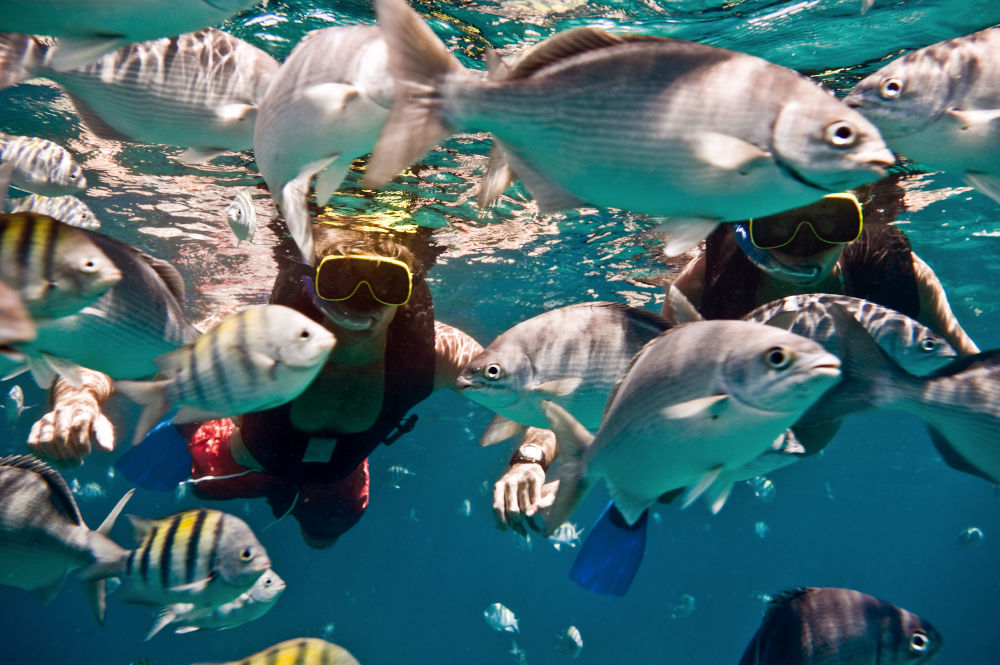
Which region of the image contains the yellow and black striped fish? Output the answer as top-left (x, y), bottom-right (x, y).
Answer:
top-left (192, 637), bottom-right (360, 665)
top-left (111, 508), bottom-right (271, 610)
top-left (0, 212), bottom-right (120, 319)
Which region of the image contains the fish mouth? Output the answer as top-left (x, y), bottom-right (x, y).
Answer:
top-left (456, 375), bottom-right (477, 390)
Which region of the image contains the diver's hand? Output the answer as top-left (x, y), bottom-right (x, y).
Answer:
top-left (493, 463), bottom-right (558, 535)
top-left (27, 373), bottom-right (115, 469)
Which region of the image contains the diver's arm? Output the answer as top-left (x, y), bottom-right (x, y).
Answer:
top-left (432, 320), bottom-right (484, 390)
top-left (660, 254), bottom-right (706, 323)
top-left (912, 252), bottom-right (980, 355)
top-left (27, 368), bottom-right (116, 468)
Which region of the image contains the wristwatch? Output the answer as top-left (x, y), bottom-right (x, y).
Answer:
top-left (510, 442), bottom-right (545, 468)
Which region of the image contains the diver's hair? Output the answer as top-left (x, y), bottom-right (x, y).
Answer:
top-left (312, 225), bottom-right (420, 274)
top-left (852, 173), bottom-right (907, 226)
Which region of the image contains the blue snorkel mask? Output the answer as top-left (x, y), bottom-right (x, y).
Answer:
top-left (732, 223), bottom-right (822, 285)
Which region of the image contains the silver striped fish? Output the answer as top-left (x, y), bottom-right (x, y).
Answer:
top-left (10, 193), bottom-right (101, 229)
top-left (95, 508), bottom-right (272, 610)
top-left (0, 212), bottom-right (121, 320)
top-left (0, 0), bottom-right (260, 71)
top-left (145, 568), bottom-right (285, 640)
top-left (0, 455), bottom-right (132, 624)
top-left (0, 133), bottom-right (86, 196)
top-left (0, 30), bottom-right (279, 162)
top-left (116, 304), bottom-right (336, 443)
top-left (191, 637), bottom-right (360, 665)
top-left (744, 294), bottom-right (957, 375)
top-left (225, 189), bottom-right (256, 246)
top-left (253, 25), bottom-right (393, 261)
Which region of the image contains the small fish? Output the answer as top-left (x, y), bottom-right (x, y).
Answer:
top-left (82, 508), bottom-right (272, 611)
top-left (4, 384), bottom-right (27, 424)
top-left (548, 522), bottom-right (583, 550)
top-left (754, 521), bottom-right (770, 539)
top-left (845, 27), bottom-right (1000, 204)
top-left (510, 640), bottom-right (528, 665)
top-left (0, 30), bottom-right (279, 162)
top-left (542, 320), bottom-right (841, 530)
top-left (9, 194), bottom-right (100, 229)
top-left (0, 134), bottom-right (86, 196)
top-left (0, 0), bottom-right (260, 71)
top-left (253, 25), bottom-right (393, 260)
top-left (386, 464), bottom-right (416, 488)
top-left (116, 304), bottom-right (336, 444)
top-left (955, 526), bottom-right (984, 549)
top-left (458, 498), bottom-right (472, 517)
top-left (747, 476), bottom-right (776, 503)
top-left (458, 302), bottom-right (671, 445)
top-left (671, 593), bottom-right (696, 620)
top-left (738, 587), bottom-right (942, 665)
top-left (225, 189), bottom-right (256, 246)
top-left (0, 455), bottom-right (132, 623)
top-left (190, 637), bottom-right (359, 665)
top-left (484, 602), bottom-right (520, 633)
top-left (145, 569), bottom-right (286, 640)
top-left (0, 212), bottom-right (121, 321)
top-left (70, 479), bottom-right (105, 500)
top-left (554, 625), bottom-right (583, 658)
top-left (745, 294), bottom-right (958, 376)
top-left (366, 0), bottom-right (893, 256)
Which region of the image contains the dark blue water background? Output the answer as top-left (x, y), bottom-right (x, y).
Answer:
top-left (1, 1), bottom-right (999, 663)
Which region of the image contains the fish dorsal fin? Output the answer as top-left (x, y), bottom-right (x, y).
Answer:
top-left (138, 252), bottom-right (187, 306)
top-left (768, 587), bottom-right (811, 612)
top-left (500, 28), bottom-right (656, 81)
top-left (0, 454), bottom-right (84, 525)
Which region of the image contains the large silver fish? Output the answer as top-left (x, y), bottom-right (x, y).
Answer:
top-left (845, 27), bottom-right (1000, 203)
top-left (0, 133), bottom-right (86, 196)
top-left (0, 212), bottom-right (121, 321)
top-left (745, 294), bottom-right (958, 376)
top-left (0, 455), bottom-right (132, 623)
top-left (81, 507), bottom-right (272, 611)
top-left (116, 304), bottom-right (336, 444)
top-left (9, 229), bottom-right (199, 387)
top-left (738, 587), bottom-right (942, 665)
top-left (0, 30), bottom-right (279, 163)
top-left (366, 0), bottom-right (894, 256)
top-left (145, 568), bottom-right (285, 640)
top-left (457, 302), bottom-right (671, 444)
top-left (253, 25), bottom-right (393, 261)
top-left (10, 193), bottom-right (101, 229)
top-left (0, 0), bottom-right (260, 71)
top-left (543, 320), bottom-right (841, 529)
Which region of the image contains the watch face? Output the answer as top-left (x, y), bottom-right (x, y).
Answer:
top-left (518, 443), bottom-right (543, 462)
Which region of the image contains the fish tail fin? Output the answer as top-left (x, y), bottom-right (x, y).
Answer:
top-left (569, 503), bottom-right (648, 596)
top-left (113, 419), bottom-right (193, 491)
top-left (541, 400), bottom-right (594, 536)
top-left (114, 379), bottom-right (172, 445)
top-left (0, 33), bottom-right (47, 90)
top-left (364, 0), bottom-right (468, 188)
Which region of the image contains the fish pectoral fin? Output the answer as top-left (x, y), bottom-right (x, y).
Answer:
top-left (303, 83), bottom-right (360, 112)
top-left (661, 394), bottom-right (729, 420)
top-left (478, 141), bottom-right (517, 209)
top-left (167, 578), bottom-right (213, 595)
top-left (691, 132), bottom-right (772, 172)
top-left (606, 486), bottom-right (654, 526)
top-left (215, 103), bottom-right (257, 123)
top-left (653, 217), bottom-right (721, 257)
top-left (313, 158), bottom-right (350, 206)
top-left (49, 36), bottom-right (126, 72)
top-left (681, 465), bottom-right (723, 509)
top-left (946, 108), bottom-right (1000, 132)
top-left (145, 606), bottom-right (179, 641)
top-left (704, 472), bottom-right (735, 514)
top-left (499, 147), bottom-right (589, 214)
top-left (479, 414), bottom-right (526, 447)
top-left (534, 377), bottom-right (583, 396)
top-left (173, 626), bottom-right (200, 634)
top-left (963, 172), bottom-right (1000, 205)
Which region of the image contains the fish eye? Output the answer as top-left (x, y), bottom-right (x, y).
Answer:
top-left (765, 347), bottom-right (794, 369)
top-left (824, 121), bottom-right (857, 147)
top-left (919, 338), bottom-right (938, 352)
top-left (483, 362), bottom-right (503, 380)
top-left (880, 77), bottom-right (904, 99)
top-left (240, 547), bottom-right (254, 561)
top-left (80, 258), bottom-right (99, 273)
top-left (298, 328), bottom-right (311, 339)
top-left (909, 630), bottom-right (929, 653)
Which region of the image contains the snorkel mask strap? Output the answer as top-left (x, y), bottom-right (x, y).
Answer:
top-left (733, 223), bottom-right (821, 284)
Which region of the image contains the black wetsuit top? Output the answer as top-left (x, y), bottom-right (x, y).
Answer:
top-left (240, 276), bottom-right (436, 485)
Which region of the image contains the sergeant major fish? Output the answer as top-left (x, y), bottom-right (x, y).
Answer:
top-left (225, 189), bottom-right (256, 246)
top-left (737, 587), bottom-right (942, 665)
top-left (366, 0), bottom-right (894, 256)
top-left (484, 602), bottom-right (519, 633)
top-left (81, 507), bottom-right (272, 611)
top-left (555, 625), bottom-right (583, 658)
top-left (145, 568), bottom-right (285, 640)
top-left (542, 320), bottom-right (841, 530)
top-left (0, 133), bottom-right (85, 197)
top-left (845, 27), bottom-right (1000, 204)
top-left (458, 302), bottom-right (672, 445)
top-left (190, 637), bottom-right (360, 665)
top-left (0, 455), bottom-right (133, 623)
top-left (10, 194), bottom-right (101, 229)
top-left (116, 304), bottom-right (336, 444)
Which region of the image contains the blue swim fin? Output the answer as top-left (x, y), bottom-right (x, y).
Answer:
top-left (114, 417), bottom-right (191, 491)
top-left (569, 502), bottom-right (648, 596)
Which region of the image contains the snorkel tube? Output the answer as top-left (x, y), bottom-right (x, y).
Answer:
top-left (732, 224), bottom-right (822, 285)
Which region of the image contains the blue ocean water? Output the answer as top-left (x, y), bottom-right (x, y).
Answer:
top-left (1, 1), bottom-right (999, 663)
